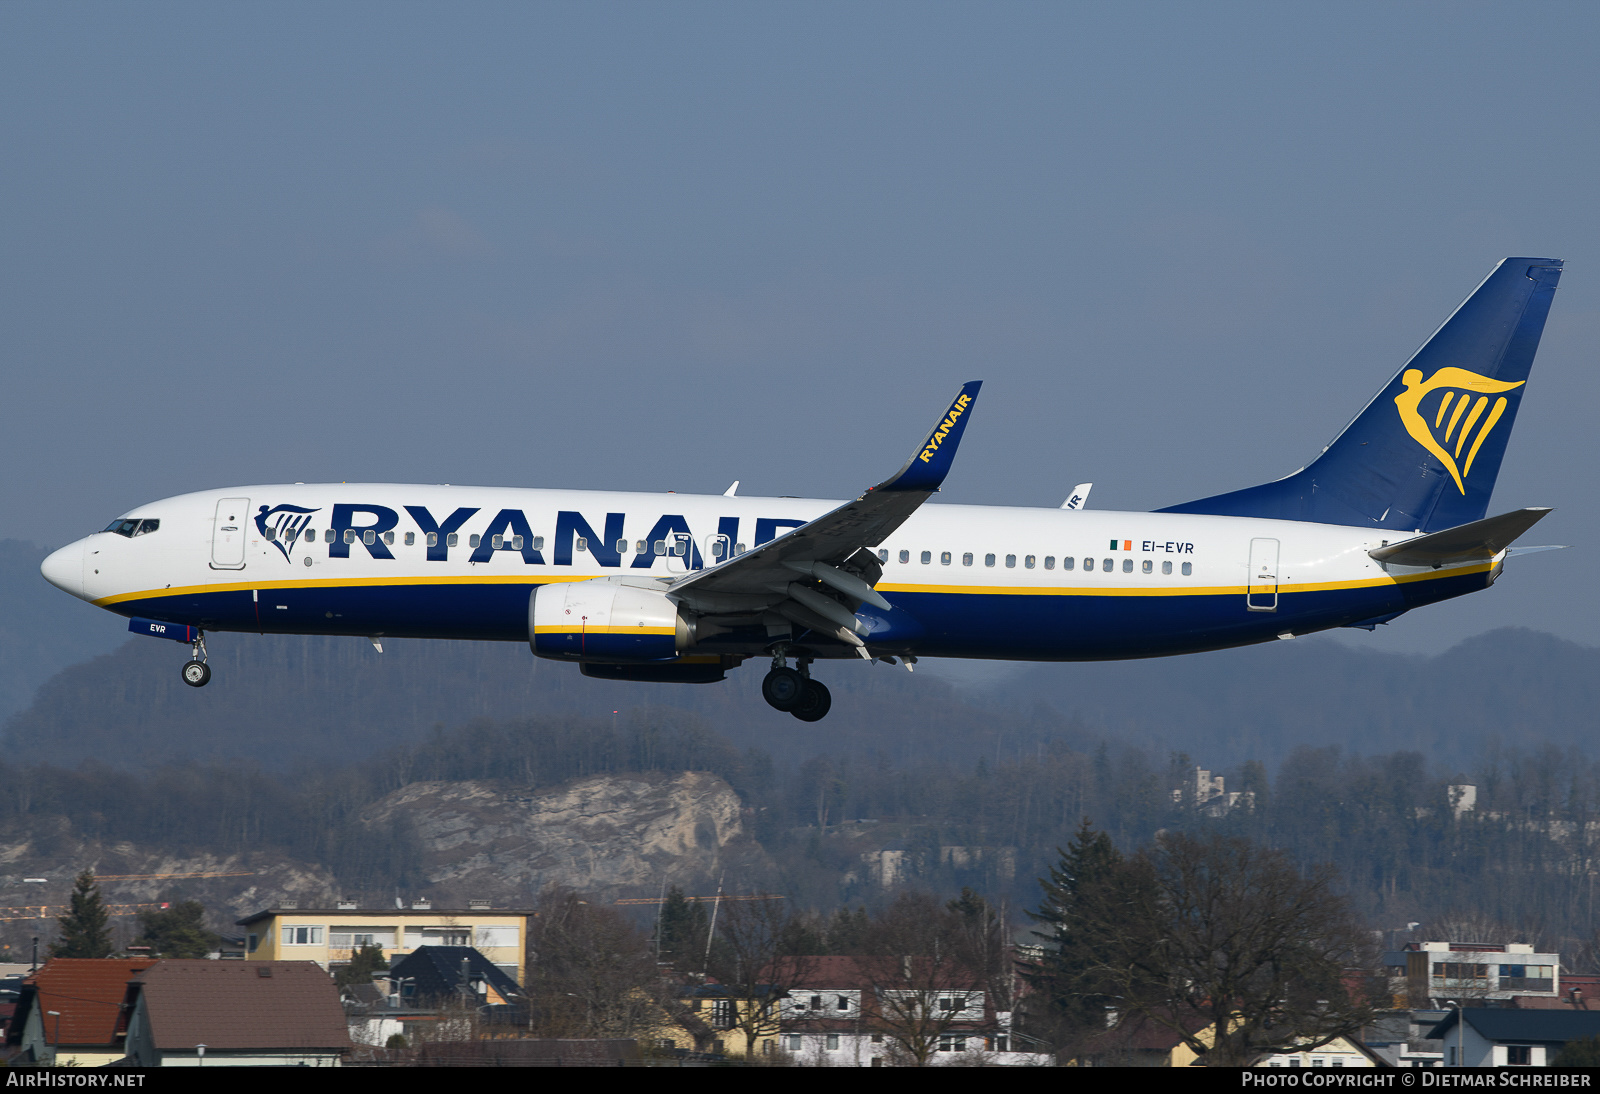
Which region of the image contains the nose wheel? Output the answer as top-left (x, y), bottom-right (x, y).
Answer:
top-left (181, 632), bottom-right (211, 688)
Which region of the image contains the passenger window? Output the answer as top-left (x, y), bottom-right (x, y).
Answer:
top-left (920, 551), bottom-right (931, 564)
top-left (1121, 558), bottom-right (1132, 572)
top-left (735, 542), bottom-right (745, 555)
top-left (1063, 556), bottom-right (1074, 571)
top-left (1141, 559), bottom-right (1152, 573)
top-left (1162, 560), bottom-right (1172, 574)
top-left (940, 551), bottom-right (951, 565)
top-left (985, 554), bottom-right (996, 567)
top-left (405, 532), bottom-right (415, 546)
top-left (491, 535), bottom-right (504, 549)
top-left (513, 535), bottom-right (525, 550)
top-left (264, 527), bottom-right (277, 541)
top-left (344, 529), bottom-right (356, 544)
top-left (470, 534), bottom-right (481, 548)
top-left (899, 550), bottom-right (910, 564)
top-left (363, 530), bottom-right (376, 545)
top-left (1101, 558), bottom-right (1112, 572)
top-left (617, 539), bottom-right (629, 554)
top-left (576, 537), bottom-right (587, 552)
top-left (384, 531), bottom-right (395, 545)
top-left (672, 539), bottom-right (686, 556)
top-left (446, 533), bottom-right (458, 547)
top-left (1024, 555), bottom-right (1035, 569)
top-left (962, 553), bottom-right (973, 566)
top-left (1182, 562), bottom-right (1192, 576)
top-left (637, 540), bottom-right (648, 553)
top-left (1044, 556), bottom-right (1054, 570)
top-left (427, 532), bottom-right (438, 547)
top-left (654, 540), bottom-right (666, 555)
top-left (325, 529), bottom-right (336, 543)
top-left (533, 537), bottom-right (545, 550)
top-left (300, 528), bottom-right (312, 541)
top-left (1005, 554), bottom-right (1016, 568)
top-left (878, 549), bottom-right (889, 563)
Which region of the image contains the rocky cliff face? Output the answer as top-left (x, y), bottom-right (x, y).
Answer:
top-left (361, 770), bottom-right (768, 902)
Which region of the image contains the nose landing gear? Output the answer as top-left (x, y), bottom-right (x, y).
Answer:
top-left (181, 632), bottom-right (211, 688)
top-left (761, 650), bottom-right (833, 721)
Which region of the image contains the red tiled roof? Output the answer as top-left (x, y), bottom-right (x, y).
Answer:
top-left (27, 959), bottom-right (158, 1046)
top-left (129, 961), bottom-right (350, 1052)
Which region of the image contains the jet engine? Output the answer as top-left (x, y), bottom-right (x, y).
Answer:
top-left (529, 579), bottom-right (695, 663)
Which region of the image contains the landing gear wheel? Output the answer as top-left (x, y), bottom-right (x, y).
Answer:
top-left (791, 679), bottom-right (832, 722)
top-left (181, 660), bottom-right (211, 688)
top-left (762, 667), bottom-right (806, 711)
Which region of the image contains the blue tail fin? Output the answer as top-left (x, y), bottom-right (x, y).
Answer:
top-left (1158, 258), bottom-right (1563, 532)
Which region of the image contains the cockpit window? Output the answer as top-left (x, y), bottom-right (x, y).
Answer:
top-left (101, 519), bottom-right (159, 538)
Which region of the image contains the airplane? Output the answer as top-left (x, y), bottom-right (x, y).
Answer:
top-left (40, 257), bottom-right (1565, 722)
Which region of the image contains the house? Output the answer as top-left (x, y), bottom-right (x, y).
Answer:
top-left (771, 955), bottom-right (1043, 1066)
top-left (1395, 941), bottom-right (1560, 1009)
top-left (5, 958), bottom-right (157, 1065)
top-left (237, 903), bottom-right (529, 983)
top-left (118, 960), bottom-right (351, 1066)
top-left (1428, 1008), bottom-right (1600, 1067)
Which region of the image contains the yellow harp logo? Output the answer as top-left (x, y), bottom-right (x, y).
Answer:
top-left (1394, 368), bottom-right (1525, 494)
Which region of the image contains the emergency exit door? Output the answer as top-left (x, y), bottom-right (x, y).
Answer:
top-left (1247, 538), bottom-right (1279, 612)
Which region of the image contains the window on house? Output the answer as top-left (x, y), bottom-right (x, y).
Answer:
top-left (826, 1033), bottom-right (840, 1051)
top-left (1507, 1046), bottom-right (1532, 1065)
top-left (788, 1035), bottom-right (803, 1051)
top-left (712, 999), bottom-right (736, 1029)
top-left (281, 925), bottom-right (324, 946)
top-left (938, 1035), bottom-right (967, 1052)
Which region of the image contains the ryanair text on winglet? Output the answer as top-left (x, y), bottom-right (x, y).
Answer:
top-left (918, 393), bottom-right (973, 463)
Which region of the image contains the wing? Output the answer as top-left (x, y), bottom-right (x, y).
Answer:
top-left (668, 381), bottom-right (982, 653)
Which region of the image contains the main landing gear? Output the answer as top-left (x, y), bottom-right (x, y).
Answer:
top-left (762, 651), bottom-right (832, 722)
top-left (181, 632), bottom-right (211, 688)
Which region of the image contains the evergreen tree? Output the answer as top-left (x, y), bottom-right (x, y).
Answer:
top-left (335, 941), bottom-right (391, 988)
top-left (51, 871), bottom-right (113, 959)
top-left (654, 886), bottom-right (709, 969)
top-left (1021, 820), bottom-right (1141, 1058)
top-left (132, 899), bottom-right (217, 958)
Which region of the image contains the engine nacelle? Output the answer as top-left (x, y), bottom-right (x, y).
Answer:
top-left (529, 580), bottom-right (694, 663)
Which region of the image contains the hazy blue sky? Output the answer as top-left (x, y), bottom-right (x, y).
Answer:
top-left (4, 2), bottom-right (1596, 658)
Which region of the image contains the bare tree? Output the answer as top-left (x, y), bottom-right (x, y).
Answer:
top-left (703, 895), bottom-right (814, 1059)
top-left (525, 888), bottom-right (662, 1039)
top-left (857, 892), bottom-right (993, 1067)
top-left (1078, 832), bottom-right (1379, 1067)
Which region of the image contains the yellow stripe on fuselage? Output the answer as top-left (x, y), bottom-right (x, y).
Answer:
top-left (96, 560), bottom-right (1490, 610)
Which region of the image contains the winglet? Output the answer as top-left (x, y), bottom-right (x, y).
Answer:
top-left (877, 381), bottom-right (982, 493)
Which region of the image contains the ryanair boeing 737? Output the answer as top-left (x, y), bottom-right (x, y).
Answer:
top-left (41, 258), bottom-right (1566, 721)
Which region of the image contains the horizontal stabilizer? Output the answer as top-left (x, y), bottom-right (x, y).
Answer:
top-left (1369, 507), bottom-right (1552, 568)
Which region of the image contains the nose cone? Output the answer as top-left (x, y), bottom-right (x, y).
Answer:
top-left (40, 540), bottom-right (86, 600)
